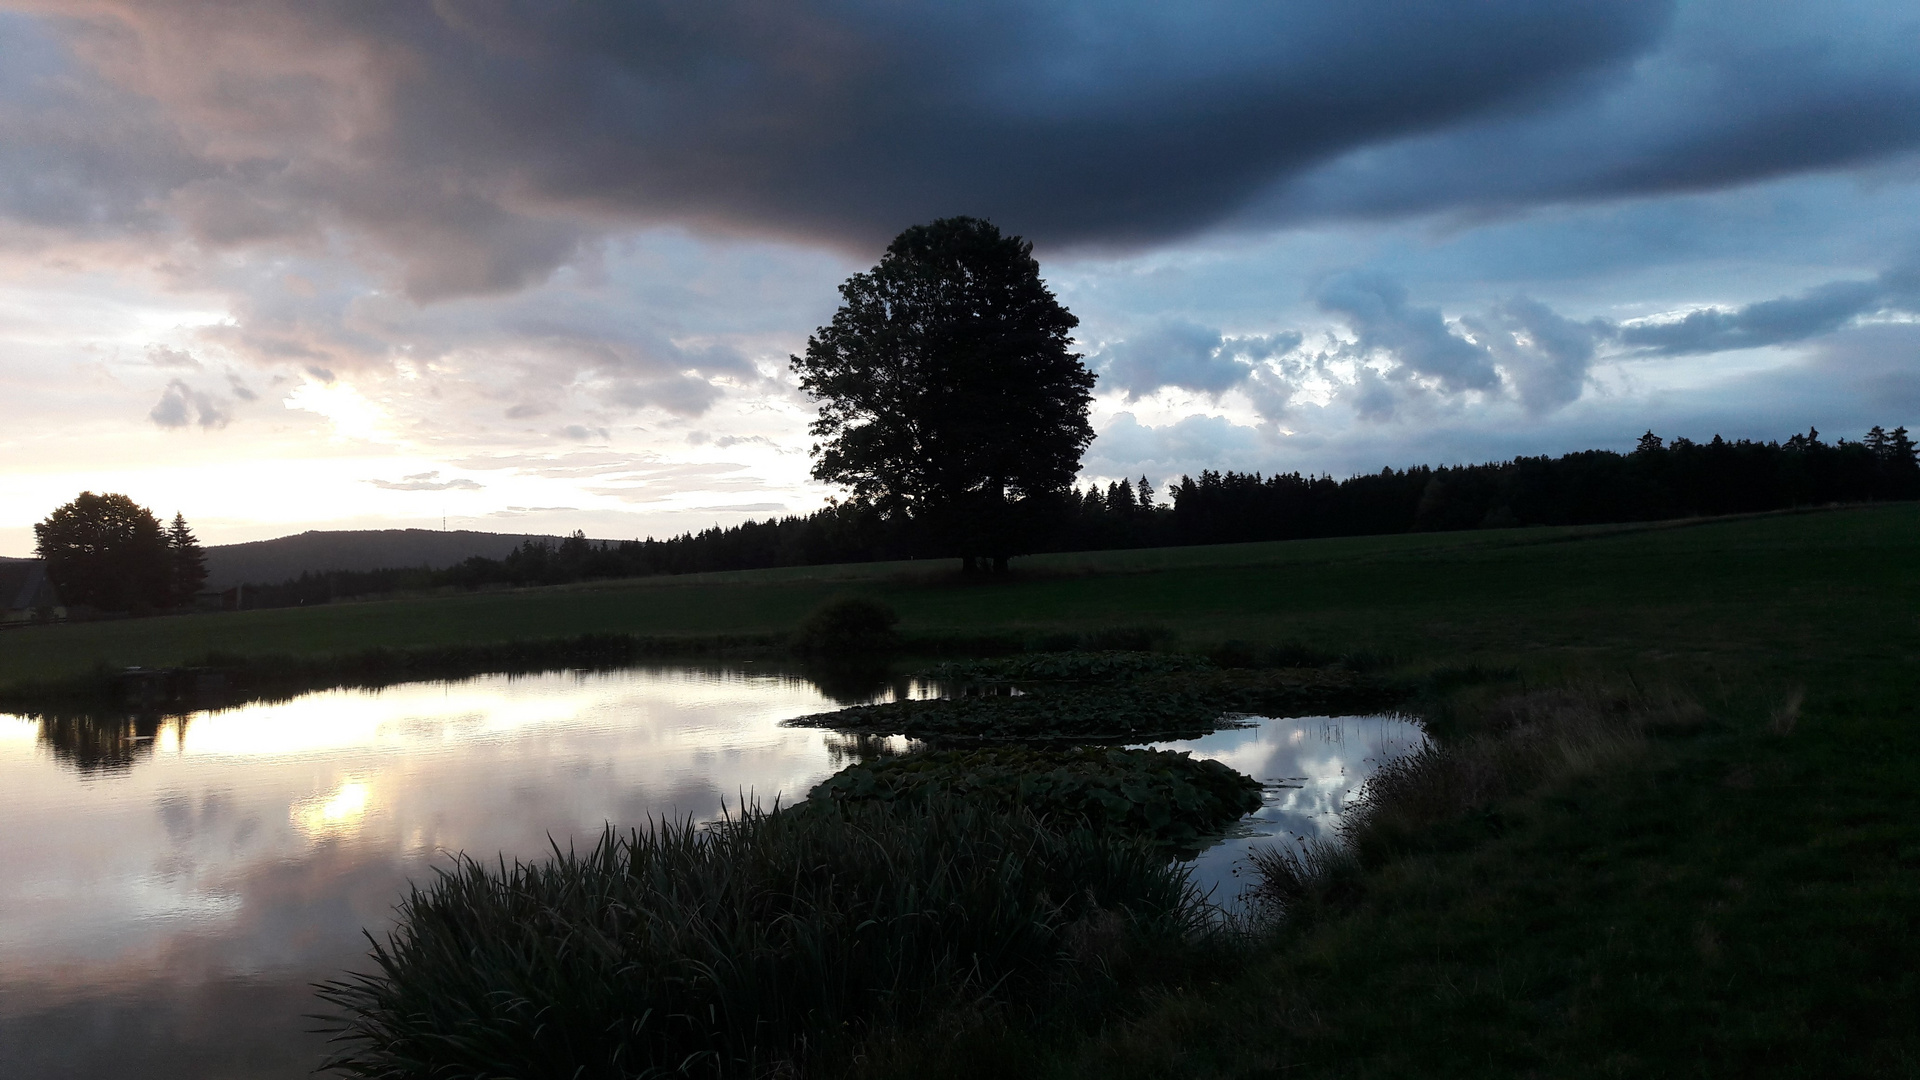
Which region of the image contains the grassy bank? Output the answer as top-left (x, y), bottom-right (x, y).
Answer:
top-left (862, 670), bottom-right (1920, 1079)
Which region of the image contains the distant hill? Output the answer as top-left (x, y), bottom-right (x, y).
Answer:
top-left (203, 529), bottom-right (583, 589)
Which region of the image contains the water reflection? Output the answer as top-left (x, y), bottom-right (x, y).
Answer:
top-left (0, 665), bottom-right (928, 1079)
top-left (0, 668), bottom-right (1417, 1078)
top-left (36, 710), bottom-right (187, 775)
top-left (1156, 715), bottom-right (1430, 904)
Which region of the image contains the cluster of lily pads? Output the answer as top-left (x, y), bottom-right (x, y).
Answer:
top-left (791, 649), bottom-right (1407, 850)
top-left (807, 745), bottom-right (1263, 853)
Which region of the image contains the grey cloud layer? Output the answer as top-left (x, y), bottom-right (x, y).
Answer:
top-left (1095, 258), bottom-right (1920, 420)
top-left (7, 2), bottom-right (1915, 297)
top-left (1095, 322), bottom-right (1299, 400)
top-left (149, 378), bottom-right (230, 429)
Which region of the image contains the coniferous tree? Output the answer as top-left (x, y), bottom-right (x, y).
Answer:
top-left (166, 512), bottom-right (207, 607)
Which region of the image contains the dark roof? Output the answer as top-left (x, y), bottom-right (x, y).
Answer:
top-left (0, 560), bottom-right (61, 611)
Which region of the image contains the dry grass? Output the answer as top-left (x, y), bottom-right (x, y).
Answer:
top-left (1769, 685), bottom-right (1805, 736)
top-left (1251, 683), bottom-right (1704, 912)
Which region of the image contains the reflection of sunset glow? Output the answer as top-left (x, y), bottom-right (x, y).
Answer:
top-left (0, 717), bottom-right (36, 747)
top-left (0, 665), bottom-right (867, 990)
top-left (294, 780), bottom-right (371, 838)
top-left (165, 669), bottom-right (843, 760)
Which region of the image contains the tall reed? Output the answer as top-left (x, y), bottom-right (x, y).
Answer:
top-left (316, 799), bottom-right (1201, 1078)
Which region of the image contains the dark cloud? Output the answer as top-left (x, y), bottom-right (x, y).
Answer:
top-left (1612, 275), bottom-right (1900, 356)
top-left (1257, 2), bottom-right (1920, 223)
top-left (367, 471), bottom-right (482, 491)
top-left (148, 379), bottom-right (229, 429)
top-left (225, 373), bottom-right (258, 401)
top-left (31, 1), bottom-right (1914, 296)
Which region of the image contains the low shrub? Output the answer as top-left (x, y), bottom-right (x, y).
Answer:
top-left (790, 596), bottom-right (901, 659)
top-left (808, 746), bottom-right (1263, 852)
top-left (316, 800), bottom-right (1200, 1079)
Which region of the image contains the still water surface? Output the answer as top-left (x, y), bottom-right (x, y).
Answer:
top-left (0, 666), bottom-right (1422, 1078)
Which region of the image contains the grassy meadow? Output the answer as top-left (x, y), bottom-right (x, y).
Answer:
top-left (4, 503), bottom-right (1912, 691)
top-left (10, 503), bottom-right (1918, 1077)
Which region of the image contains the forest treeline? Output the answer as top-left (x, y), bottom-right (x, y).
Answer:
top-left (234, 425), bottom-right (1920, 609)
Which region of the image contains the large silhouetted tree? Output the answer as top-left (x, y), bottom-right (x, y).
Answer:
top-left (792, 217), bottom-right (1095, 572)
top-left (33, 492), bottom-right (171, 612)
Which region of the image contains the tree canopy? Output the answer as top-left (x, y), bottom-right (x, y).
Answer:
top-left (792, 217), bottom-right (1095, 571)
top-left (33, 493), bottom-right (203, 614)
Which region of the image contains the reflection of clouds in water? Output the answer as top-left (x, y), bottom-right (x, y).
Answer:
top-left (1151, 714), bottom-right (1428, 905)
top-left (0, 666), bottom-right (869, 999)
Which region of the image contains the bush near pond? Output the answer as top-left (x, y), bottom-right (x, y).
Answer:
top-left (790, 595), bottom-right (901, 658)
top-left (317, 800), bottom-right (1200, 1080)
top-left (808, 746), bottom-right (1264, 852)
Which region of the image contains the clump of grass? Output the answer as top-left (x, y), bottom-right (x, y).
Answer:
top-left (316, 800), bottom-right (1201, 1079)
top-left (1340, 684), bottom-right (1699, 858)
top-left (1245, 837), bottom-right (1365, 922)
top-left (808, 746), bottom-right (1263, 853)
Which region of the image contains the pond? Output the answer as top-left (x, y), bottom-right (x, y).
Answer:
top-left (0, 665), bottom-right (1424, 1078)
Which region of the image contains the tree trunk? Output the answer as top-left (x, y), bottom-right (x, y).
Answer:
top-left (962, 555), bottom-right (978, 575)
top-left (992, 554), bottom-right (1008, 575)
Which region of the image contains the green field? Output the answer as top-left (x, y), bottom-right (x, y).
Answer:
top-left (10, 504), bottom-right (1917, 1076)
top-left (4, 505), bottom-right (1910, 692)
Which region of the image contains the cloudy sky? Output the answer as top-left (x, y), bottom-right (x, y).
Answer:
top-left (2, 0), bottom-right (1917, 554)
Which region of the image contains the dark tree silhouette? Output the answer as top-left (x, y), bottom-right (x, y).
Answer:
top-left (166, 512), bottom-right (208, 607)
top-left (33, 492), bottom-right (170, 612)
top-left (792, 217), bottom-right (1095, 573)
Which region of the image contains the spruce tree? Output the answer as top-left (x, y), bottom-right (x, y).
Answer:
top-left (166, 512), bottom-right (207, 607)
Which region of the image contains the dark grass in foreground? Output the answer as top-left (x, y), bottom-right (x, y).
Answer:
top-left (315, 799), bottom-right (1206, 1079)
top-left (854, 680), bottom-right (1920, 1079)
